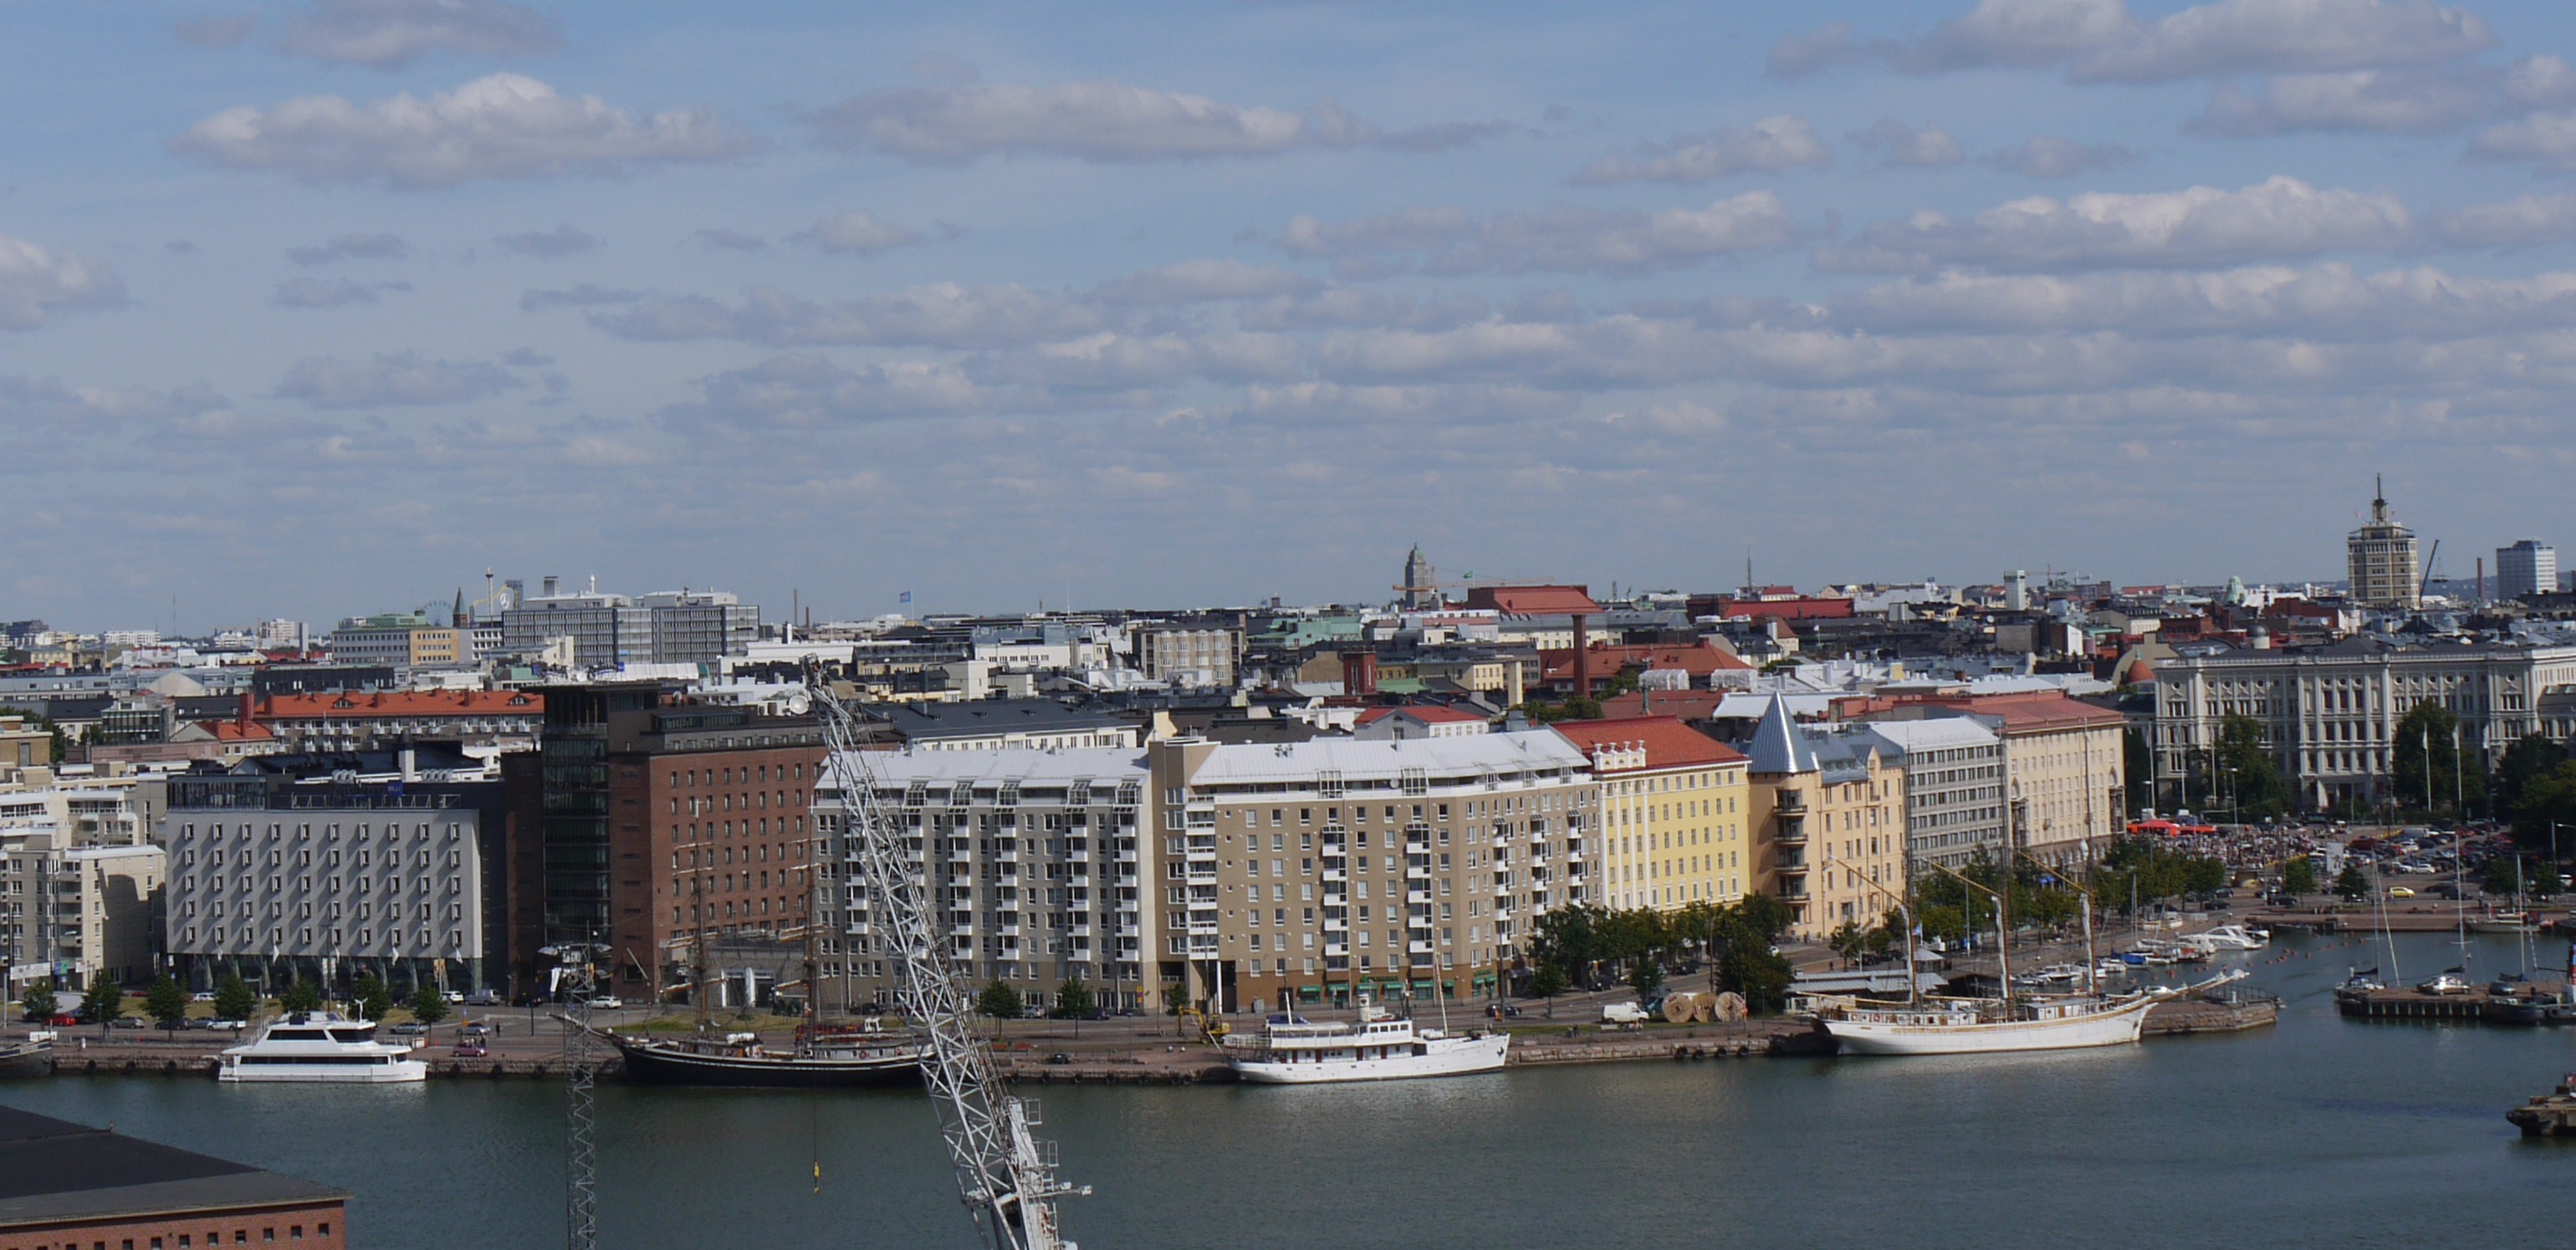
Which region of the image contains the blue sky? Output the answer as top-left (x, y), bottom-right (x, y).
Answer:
top-left (8, 0), bottom-right (2576, 629)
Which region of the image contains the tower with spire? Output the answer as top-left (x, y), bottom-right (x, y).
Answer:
top-left (2346, 474), bottom-right (2420, 611)
top-left (1397, 545), bottom-right (1439, 611)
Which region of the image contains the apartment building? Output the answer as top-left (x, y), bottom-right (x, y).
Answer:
top-left (503, 686), bottom-right (825, 1002)
top-left (813, 748), bottom-right (1150, 1013)
top-left (1145, 731), bottom-right (1596, 1015)
top-left (1132, 621), bottom-right (1244, 688)
top-left (1743, 698), bottom-right (1906, 941)
top-left (324, 613), bottom-right (463, 669)
top-left (2152, 637), bottom-right (2576, 812)
top-left (248, 690), bottom-right (544, 754)
top-left (0, 832), bottom-right (162, 990)
top-left (1848, 717), bottom-right (2007, 871)
top-left (161, 749), bottom-right (503, 992)
top-left (1551, 717), bottom-right (1751, 910)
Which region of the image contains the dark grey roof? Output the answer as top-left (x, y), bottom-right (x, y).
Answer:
top-left (0, 1106), bottom-right (345, 1228)
top-left (870, 697), bottom-right (1131, 741)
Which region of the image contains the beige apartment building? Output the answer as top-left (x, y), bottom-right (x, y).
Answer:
top-left (1744, 699), bottom-right (1907, 941)
top-left (1146, 731), bottom-right (1597, 1014)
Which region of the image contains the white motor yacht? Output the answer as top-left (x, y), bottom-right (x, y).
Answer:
top-left (1223, 1006), bottom-right (1508, 1084)
top-left (2180, 925), bottom-right (2267, 953)
top-left (218, 1011), bottom-right (427, 1084)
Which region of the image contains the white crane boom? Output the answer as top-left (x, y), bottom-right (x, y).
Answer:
top-left (810, 685), bottom-right (1085, 1250)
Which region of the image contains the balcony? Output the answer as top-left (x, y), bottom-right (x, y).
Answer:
top-left (1408, 941), bottom-right (1434, 956)
top-left (1322, 868), bottom-right (1347, 884)
top-left (1325, 942), bottom-right (1349, 958)
top-left (1404, 839), bottom-right (1429, 855)
top-left (1775, 790), bottom-right (1807, 813)
top-left (1323, 917), bottom-right (1347, 933)
top-left (1407, 890), bottom-right (1431, 905)
top-left (1774, 816), bottom-right (1807, 844)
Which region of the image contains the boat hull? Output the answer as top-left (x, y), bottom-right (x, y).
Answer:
top-left (218, 1060), bottom-right (427, 1084)
top-left (1822, 996), bottom-right (2156, 1056)
top-left (610, 1037), bottom-right (923, 1089)
top-left (0, 1043), bottom-right (51, 1079)
top-left (1230, 1033), bottom-right (1510, 1084)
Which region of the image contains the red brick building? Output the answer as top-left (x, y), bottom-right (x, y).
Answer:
top-left (0, 1107), bottom-right (347, 1250)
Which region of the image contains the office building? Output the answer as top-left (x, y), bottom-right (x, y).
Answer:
top-left (2346, 477), bottom-right (2420, 611)
top-left (2497, 539), bottom-right (2558, 602)
top-left (1848, 717), bottom-right (2008, 870)
top-left (499, 579), bottom-right (760, 670)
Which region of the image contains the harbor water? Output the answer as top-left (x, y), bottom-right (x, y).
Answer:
top-left (7, 929), bottom-right (2572, 1249)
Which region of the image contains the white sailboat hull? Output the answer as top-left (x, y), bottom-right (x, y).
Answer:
top-left (1822, 995), bottom-right (2157, 1056)
top-left (1230, 1033), bottom-right (1510, 1084)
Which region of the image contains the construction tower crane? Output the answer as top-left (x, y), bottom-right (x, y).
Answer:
top-left (545, 941), bottom-right (606, 1250)
top-left (810, 683), bottom-right (1086, 1250)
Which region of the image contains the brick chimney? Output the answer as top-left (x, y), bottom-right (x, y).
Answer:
top-left (1572, 613), bottom-right (1592, 700)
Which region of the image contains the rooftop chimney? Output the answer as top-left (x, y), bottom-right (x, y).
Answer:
top-left (542, 574), bottom-right (560, 597)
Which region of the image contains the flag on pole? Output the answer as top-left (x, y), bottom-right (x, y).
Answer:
top-left (898, 590), bottom-right (912, 604)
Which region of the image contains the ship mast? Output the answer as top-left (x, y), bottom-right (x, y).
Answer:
top-left (810, 682), bottom-right (1085, 1250)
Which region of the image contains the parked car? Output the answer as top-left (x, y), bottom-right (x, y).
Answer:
top-left (451, 1042), bottom-right (488, 1058)
top-left (189, 991), bottom-right (216, 1003)
top-left (2387, 886), bottom-right (2416, 898)
top-left (442, 991), bottom-right (465, 1004)
top-left (46, 1013), bottom-right (78, 1027)
top-left (585, 995), bottom-right (623, 1010)
top-left (463, 990), bottom-right (502, 1006)
top-left (110, 1016), bottom-right (146, 1029)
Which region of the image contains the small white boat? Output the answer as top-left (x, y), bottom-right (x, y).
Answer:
top-left (2180, 925), bottom-right (2267, 952)
top-left (1224, 1006), bottom-right (1509, 1084)
top-left (218, 1011), bottom-right (427, 1084)
top-left (2093, 958), bottom-right (2129, 979)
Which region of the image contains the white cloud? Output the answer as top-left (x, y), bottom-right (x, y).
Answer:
top-left (518, 283), bottom-right (644, 312)
top-left (170, 74), bottom-right (755, 190)
top-left (1767, 23), bottom-right (1862, 78)
top-left (805, 79), bottom-right (1370, 163)
top-left (1090, 259), bottom-right (1317, 305)
top-left (2471, 111), bottom-right (2576, 173)
top-left (1577, 115), bottom-right (1831, 185)
top-left (288, 232), bottom-right (408, 264)
top-left (2192, 68), bottom-right (2489, 135)
top-left (1818, 176), bottom-right (2412, 273)
top-left (493, 223), bottom-right (598, 257)
top-left (590, 283), bottom-right (1104, 349)
top-left (279, 0), bottom-right (560, 69)
top-left (791, 212), bottom-right (926, 254)
top-left (1834, 263), bottom-right (2576, 339)
top-left (1982, 134), bottom-right (2138, 177)
top-left (2441, 192), bottom-right (2576, 247)
top-left (0, 233), bottom-right (124, 330)
top-left (2503, 55), bottom-right (2576, 112)
top-left (1277, 194), bottom-right (1801, 275)
top-left (273, 277), bottom-right (409, 307)
top-left (974, 331), bottom-right (1303, 390)
top-left (1848, 119), bottom-right (1966, 167)
top-left (1889, 0), bottom-right (2494, 84)
top-left (665, 354), bottom-right (1026, 427)
top-left (275, 351), bottom-right (524, 407)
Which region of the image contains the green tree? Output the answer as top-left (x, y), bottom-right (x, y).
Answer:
top-left (2481, 853), bottom-right (2529, 899)
top-left (2494, 735), bottom-right (2568, 819)
top-left (19, 982), bottom-right (55, 1023)
top-left (2511, 759), bottom-right (2576, 855)
top-left (1527, 961), bottom-right (1568, 1014)
top-left (1531, 905), bottom-right (1606, 987)
top-left (2533, 861), bottom-right (2566, 898)
top-left (1710, 893), bottom-right (1797, 1015)
top-left (350, 973), bottom-right (393, 1023)
top-left (407, 985), bottom-right (449, 1030)
top-left (279, 977), bottom-right (322, 1014)
top-left (1626, 956), bottom-right (1664, 999)
top-left (2279, 855), bottom-right (2318, 899)
top-left (79, 971), bottom-right (121, 1029)
top-left (2124, 727), bottom-right (2154, 815)
top-left (2393, 701), bottom-right (2487, 817)
top-left (2333, 864), bottom-right (2370, 901)
top-left (212, 973), bottom-right (255, 1023)
top-left (975, 980), bottom-right (1023, 1020)
top-left (146, 975), bottom-right (188, 1033)
top-left (1827, 921), bottom-right (1868, 964)
top-left (1051, 979), bottom-right (1095, 1019)
top-left (2196, 714), bottom-right (2291, 820)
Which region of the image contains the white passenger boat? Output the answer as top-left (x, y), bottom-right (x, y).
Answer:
top-left (217, 1011), bottom-right (427, 1084)
top-left (1223, 1006), bottom-right (1509, 1084)
top-left (2180, 924), bottom-right (2267, 952)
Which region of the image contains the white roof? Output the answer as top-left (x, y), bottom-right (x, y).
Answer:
top-left (825, 747), bottom-right (1147, 792)
top-left (1185, 730), bottom-right (1587, 787)
top-left (1853, 718), bottom-right (2000, 753)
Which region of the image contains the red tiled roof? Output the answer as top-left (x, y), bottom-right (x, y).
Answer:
top-left (1540, 641), bottom-right (1751, 681)
top-left (207, 721), bottom-right (274, 742)
top-left (1549, 716), bottom-right (1745, 771)
top-left (1596, 691), bottom-right (1727, 722)
top-left (1355, 705), bottom-right (1486, 726)
top-left (1916, 691), bottom-right (2125, 733)
top-left (1461, 584), bottom-right (1602, 615)
top-left (254, 691), bottom-right (543, 720)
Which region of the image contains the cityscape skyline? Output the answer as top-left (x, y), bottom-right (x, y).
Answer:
top-left (9, 2), bottom-right (2576, 624)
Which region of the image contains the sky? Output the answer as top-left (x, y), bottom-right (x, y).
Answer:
top-left (8, 0), bottom-right (2576, 630)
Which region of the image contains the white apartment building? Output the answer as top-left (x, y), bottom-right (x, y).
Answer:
top-left (1852, 718), bottom-right (2007, 870)
top-left (161, 764), bottom-right (494, 992)
top-left (814, 748), bottom-right (1151, 1012)
top-left (0, 831), bottom-right (163, 989)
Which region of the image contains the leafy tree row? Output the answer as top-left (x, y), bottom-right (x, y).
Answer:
top-left (1527, 895), bottom-right (1799, 1014)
